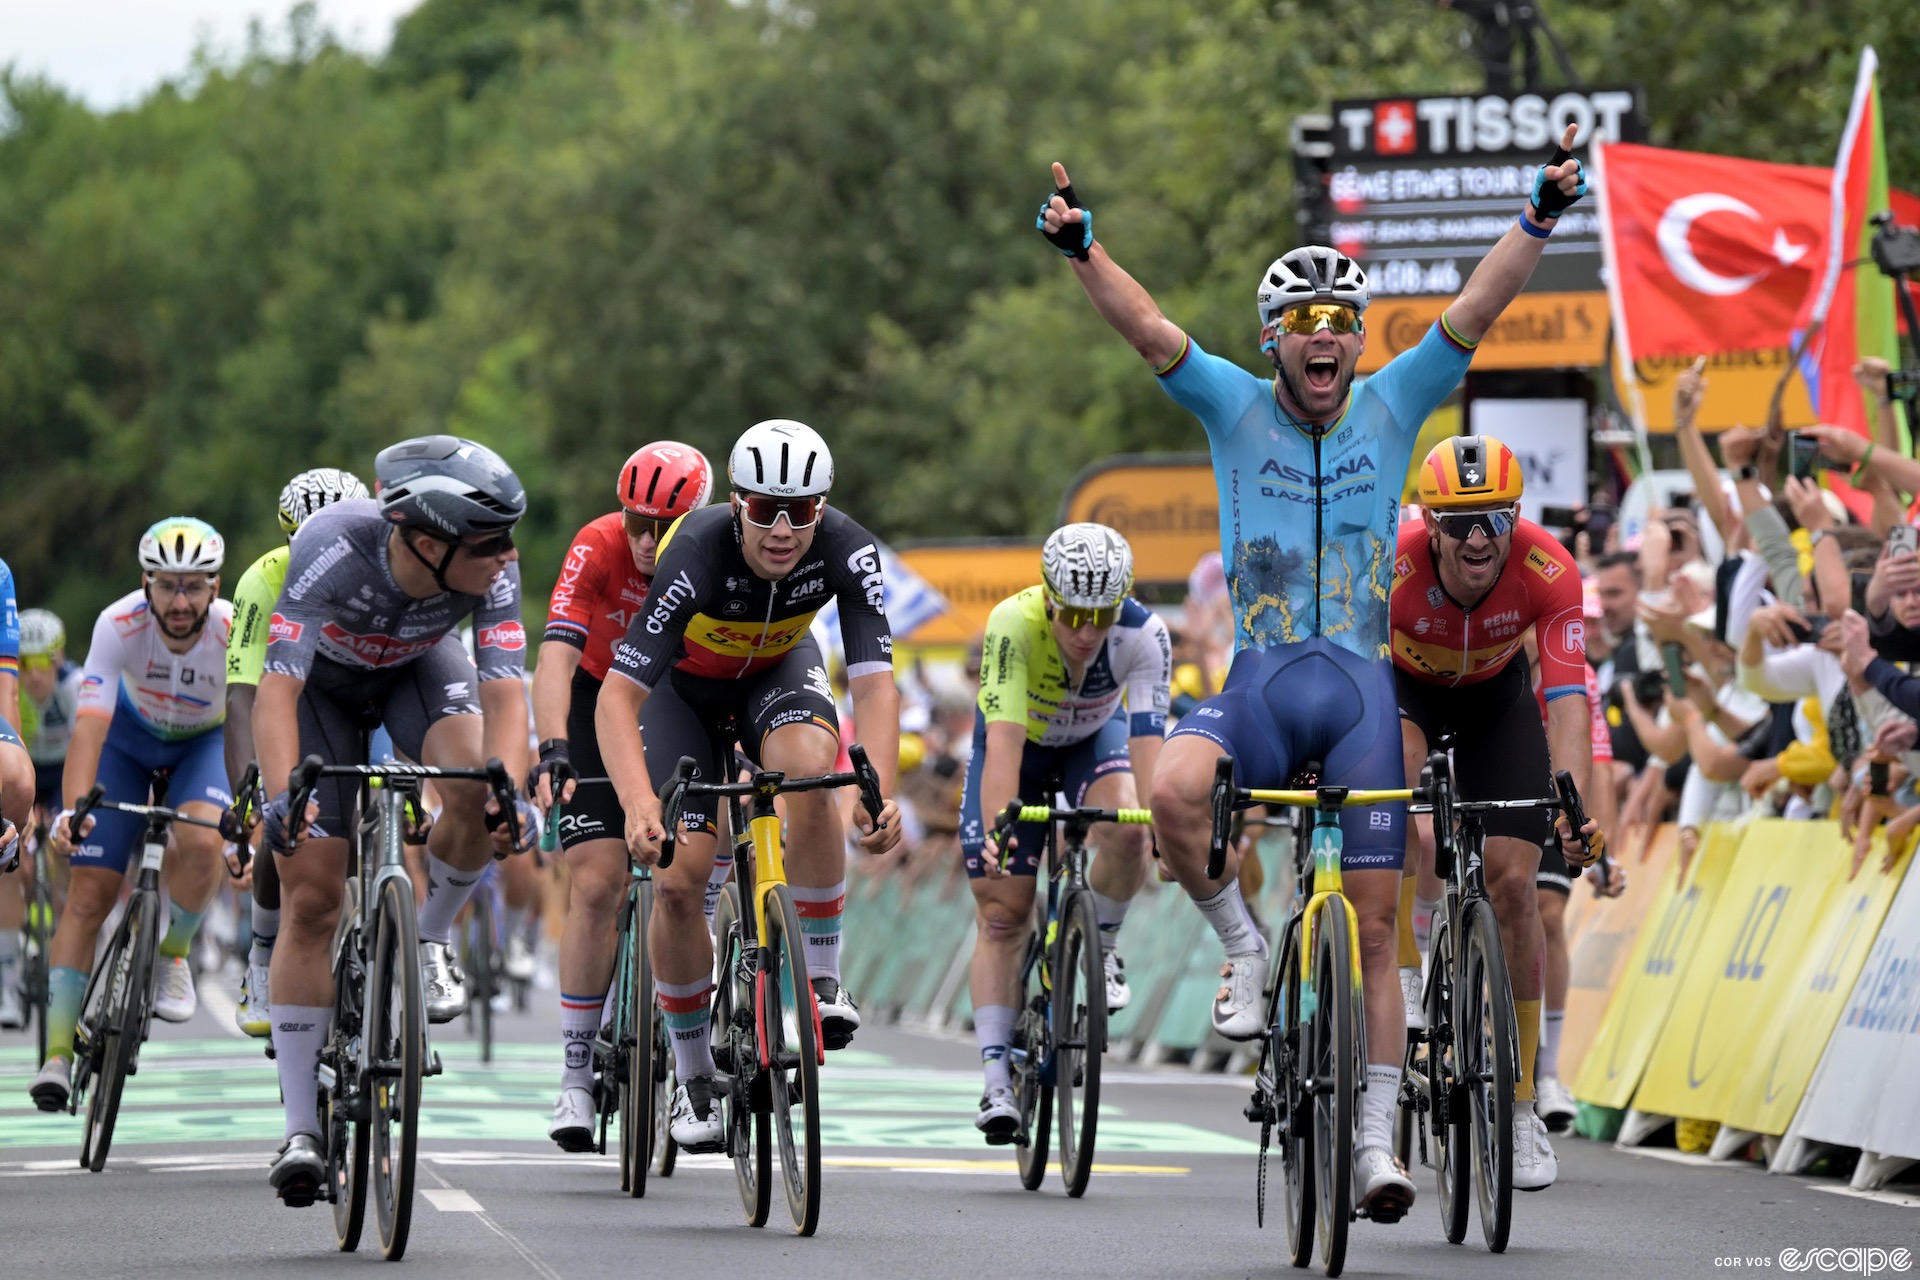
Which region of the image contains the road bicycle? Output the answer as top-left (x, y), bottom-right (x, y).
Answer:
top-left (287, 753), bottom-right (522, 1261)
top-left (1208, 756), bottom-right (1426, 1278)
top-left (987, 794), bottom-right (1152, 1198)
top-left (64, 771), bottom-right (230, 1172)
top-left (16, 813), bottom-right (59, 1064)
top-left (660, 745), bottom-right (883, 1237)
top-left (460, 862), bottom-right (509, 1064)
top-left (1394, 752), bottom-right (1594, 1254)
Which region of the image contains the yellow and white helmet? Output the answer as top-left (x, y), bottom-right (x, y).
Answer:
top-left (138, 517), bottom-right (225, 575)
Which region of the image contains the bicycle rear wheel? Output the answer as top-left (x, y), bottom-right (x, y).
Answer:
top-left (1012, 928), bottom-right (1052, 1191)
top-left (764, 884), bottom-right (822, 1235)
top-left (368, 876), bottom-right (423, 1261)
top-left (713, 883), bottom-right (770, 1227)
top-left (1460, 903), bottom-right (1515, 1254)
top-left (82, 891), bottom-right (158, 1173)
top-left (327, 913), bottom-right (369, 1251)
top-left (28, 865), bottom-right (54, 1065)
top-left (1308, 897), bottom-right (1355, 1277)
top-left (1427, 919), bottom-right (1469, 1244)
top-left (1055, 888), bottom-right (1104, 1198)
top-left (464, 890), bottom-right (495, 1064)
top-left (618, 877), bottom-right (657, 1197)
top-left (1271, 917), bottom-right (1314, 1269)
top-left (652, 1013), bottom-right (677, 1178)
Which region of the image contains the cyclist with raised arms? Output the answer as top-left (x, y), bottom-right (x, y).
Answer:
top-left (531, 441), bottom-right (713, 1151)
top-left (1389, 435), bottom-right (1605, 1191)
top-left (224, 467), bottom-right (371, 1036)
top-left (597, 419), bottom-right (906, 1154)
top-left (963, 523), bottom-right (1169, 1140)
top-left (31, 520), bottom-right (234, 1111)
top-left (1038, 125), bottom-right (1588, 1221)
top-left (253, 436), bottom-right (536, 1204)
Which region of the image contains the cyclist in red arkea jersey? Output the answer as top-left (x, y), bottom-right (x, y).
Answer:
top-left (529, 442), bottom-right (715, 1152)
top-left (1388, 436), bottom-right (1603, 1195)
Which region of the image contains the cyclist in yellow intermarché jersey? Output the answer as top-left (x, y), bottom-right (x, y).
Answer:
top-left (959, 524), bottom-right (1170, 1141)
top-left (224, 467), bottom-right (371, 1036)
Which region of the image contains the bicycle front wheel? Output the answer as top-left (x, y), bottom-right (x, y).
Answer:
top-left (83, 891), bottom-right (158, 1173)
top-left (327, 912), bottom-right (369, 1253)
top-left (764, 884), bottom-right (822, 1235)
top-left (1460, 903), bottom-right (1515, 1254)
top-left (1055, 888), bottom-right (1104, 1198)
top-left (1427, 919), bottom-right (1469, 1244)
top-left (28, 867), bottom-right (54, 1065)
top-left (713, 883), bottom-right (770, 1227)
top-left (1308, 896), bottom-right (1356, 1277)
top-left (618, 877), bottom-right (656, 1197)
top-left (1271, 915), bottom-right (1313, 1269)
top-left (1012, 927), bottom-right (1053, 1192)
top-left (368, 876), bottom-right (424, 1261)
top-left (464, 889), bottom-right (495, 1064)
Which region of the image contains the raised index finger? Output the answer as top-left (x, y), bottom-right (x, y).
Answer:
top-left (1052, 161), bottom-right (1072, 191)
top-left (1559, 122), bottom-right (1579, 153)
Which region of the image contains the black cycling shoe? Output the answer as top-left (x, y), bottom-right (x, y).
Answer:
top-left (811, 977), bottom-right (860, 1050)
top-left (271, 1134), bottom-right (325, 1208)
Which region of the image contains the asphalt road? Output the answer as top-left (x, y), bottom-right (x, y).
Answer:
top-left (2, 962), bottom-right (1915, 1279)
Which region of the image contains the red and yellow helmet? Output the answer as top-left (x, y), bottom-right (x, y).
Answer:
top-left (1416, 435), bottom-right (1524, 509)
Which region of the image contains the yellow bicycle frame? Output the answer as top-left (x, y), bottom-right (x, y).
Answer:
top-left (1242, 787), bottom-right (1416, 1021)
top-left (745, 809), bottom-right (789, 947)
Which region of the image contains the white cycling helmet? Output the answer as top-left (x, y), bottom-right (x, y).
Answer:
top-left (1042, 523), bottom-right (1134, 610)
top-left (728, 419), bottom-right (834, 497)
top-left (139, 516), bottom-right (225, 575)
top-left (1256, 245), bottom-right (1371, 328)
top-left (18, 608), bottom-right (65, 657)
top-left (278, 466), bottom-right (371, 537)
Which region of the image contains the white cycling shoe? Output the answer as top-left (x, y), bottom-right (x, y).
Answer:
top-left (670, 1073), bottom-right (727, 1153)
top-left (976, 1085), bottom-right (1019, 1145)
top-left (811, 977), bottom-right (860, 1050)
top-left (420, 942), bottom-right (468, 1024)
top-left (1354, 1144), bottom-right (1415, 1222)
top-left (1400, 965), bottom-right (1425, 1033)
top-left (1513, 1106), bottom-right (1559, 1190)
top-left (30, 1056), bottom-right (72, 1113)
top-left (1536, 1075), bottom-right (1577, 1135)
top-left (1211, 953), bottom-right (1265, 1041)
top-left (237, 950), bottom-right (273, 1038)
top-left (505, 935), bottom-right (536, 983)
top-left (549, 1086), bottom-right (596, 1153)
top-left (1103, 950), bottom-right (1131, 1014)
top-left (152, 956), bottom-right (198, 1023)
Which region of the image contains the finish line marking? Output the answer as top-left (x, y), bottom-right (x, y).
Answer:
top-left (423, 1188), bottom-right (485, 1212)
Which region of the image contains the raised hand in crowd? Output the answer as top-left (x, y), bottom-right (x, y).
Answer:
top-left (1879, 802), bottom-right (1920, 873)
top-left (1837, 609), bottom-right (1878, 687)
top-left (1740, 756), bottom-right (1782, 800)
top-left (1782, 474), bottom-right (1838, 534)
top-left (1746, 601), bottom-right (1814, 651)
top-left (1873, 715), bottom-right (1919, 758)
top-left (1865, 546), bottom-right (1920, 619)
top-left (1586, 858), bottom-right (1628, 899)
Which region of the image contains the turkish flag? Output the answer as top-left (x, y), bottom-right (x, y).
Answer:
top-left (1599, 141), bottom-right (1920, 358)
top-left (1598, 143), bottom-right (1831, 357)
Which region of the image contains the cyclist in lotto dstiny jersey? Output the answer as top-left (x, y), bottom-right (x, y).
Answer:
top-left (529, 440), bottom-right (715, 1152)
top-left (1037, 125), bottom-right (1590, 1221)
top-left (596, 419), bottom-right (906, 1154)
top-left (252, 436), bottom-right (537, 1206)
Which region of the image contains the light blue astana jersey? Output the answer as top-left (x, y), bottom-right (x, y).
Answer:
top-left (1156, 320), bottom-right (1474, 660)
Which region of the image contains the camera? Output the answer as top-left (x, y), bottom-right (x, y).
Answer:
top-left (1889, 369), bottom-right (1920, 405)
top-left (1870, 210), bottom-right (1920, 276)
top-left (1787, 613), bottom-right (1831, 644)
top-left (1631, 668), bottom-right (1668, 707)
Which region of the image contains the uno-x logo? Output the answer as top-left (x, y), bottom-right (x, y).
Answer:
top-left (846, 543), bottom-right (885, 610)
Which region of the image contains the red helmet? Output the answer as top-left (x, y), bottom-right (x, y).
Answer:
top-left (617, 442), bottom-right (713, 519)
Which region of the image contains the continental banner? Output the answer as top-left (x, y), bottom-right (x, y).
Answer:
top-left (1782, 850), bottom-right (1920, 1171)
top-left (1631, 821), bottom-right (1852, 1124)
top-left (1356, 292), bottom-right (1608, 373)
top-left (894, 541), bottom-right (1045, 647)
top-left (1059, 454), bottom-right (1218, 586)
top-left (1572, 823), bottom-right (1740, 1110)
top-left (1722, 834), bottom-right (1913, 1137)
top-left (1556, 825), bottom-right (1678, 1088)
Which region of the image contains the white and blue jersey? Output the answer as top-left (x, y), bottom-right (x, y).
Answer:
top-left (1155, 321), bottom-right (1474, 660)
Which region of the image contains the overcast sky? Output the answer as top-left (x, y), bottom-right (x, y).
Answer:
top-left (1, 1), bottom-right (422, 110)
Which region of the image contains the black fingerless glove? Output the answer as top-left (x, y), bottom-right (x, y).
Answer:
top-left (1529, 145), bottom-right (1589, 221)
top-left (1037, 183), bottom-right (1093, 261)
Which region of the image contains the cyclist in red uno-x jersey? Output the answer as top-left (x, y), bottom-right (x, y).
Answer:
top-left (1389, 435), bottom-right (1602, 1194)
top-left (530, 441), bottom-right (714, 1152)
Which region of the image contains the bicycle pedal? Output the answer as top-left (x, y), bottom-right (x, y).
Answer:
top-left (426, 1051), bottom-right (443, 1077)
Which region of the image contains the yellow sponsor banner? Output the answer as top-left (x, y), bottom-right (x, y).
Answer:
top-left (1632, 821), bottom-right (1852, 1123)
top-left (1060, 455), bottom-right (1218, 587)
top-left (1572, 823), bottom-right (1740, 1110)
top-left (1616, 347), bottom-right (1818, 434)
top-left (1356, 292), bottom-right (1608, 374)
top-left (1557, 825), bottom-right (1679, 1089)
top-left (895, 541), bottom-right (1044, 647)
top-left (1721, 835), bottom-right (1915, 1136)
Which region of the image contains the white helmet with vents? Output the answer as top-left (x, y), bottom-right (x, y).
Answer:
top-left (1256, 245), bottom-right (1371, 327)
top-left (728, 420), bottom-right (834, 497)
top-left (138, 517), bottom-right (225, 575)
top-left (1042, 523), bottom-right (1134, 609)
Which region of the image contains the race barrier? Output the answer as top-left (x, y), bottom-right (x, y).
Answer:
top-left (847, 815), bottom-right (1919, 1185)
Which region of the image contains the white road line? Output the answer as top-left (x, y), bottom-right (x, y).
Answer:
top-left (1813, 1185), bottom-right (1920, 1211)
top-left (422, 1164), bottom-right (564, 1280)
top-left (423, 1188), bottom-right (484, 1212)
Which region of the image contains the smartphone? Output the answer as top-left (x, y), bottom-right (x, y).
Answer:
top-left (1661, 642), bottom-right (1688, 698)
top-left (1853, 570), bottom-right (1875, 617)
top-left (1890, 523), bottom-right (1919, 559)
top-left (1631, 669), bottom-right (1667, 708)
top-left (1540, 505), bottom-right (1582, 528)
top-left (1787, 613), bottom-right (1831, 644)
top-left (1870, 760), bottom-right (1891, 797)
top-left (1788, 432), bottom-right (1819, 479)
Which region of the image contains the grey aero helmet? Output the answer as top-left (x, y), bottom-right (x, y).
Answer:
top-left (375, 435), bottom-right (526, 538)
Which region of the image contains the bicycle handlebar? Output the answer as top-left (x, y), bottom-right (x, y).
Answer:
top-left (658, 744), bottom-right (889, 870)
top-left (989, 799), bottom-right (1154, 876)
top-left (286, 755), bottom-right (523, 852)
top-left (654, 757), bottom-right (696, 871)
top-left (69, 782), bottom-right (227, 835)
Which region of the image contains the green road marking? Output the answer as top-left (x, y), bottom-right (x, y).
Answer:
top-left (0, 1038), bottom-right (1256, 1156)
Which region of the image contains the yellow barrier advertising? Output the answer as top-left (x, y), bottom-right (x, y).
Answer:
top-left (1572, 824), bottom-right (1740, 1110)
top-left (1632, 821), bottom-right (1853, 1124)
top-left (1722, 834), bottom-right (1913, 1136)
top-left (1556, 825), bottom-right (1678, 1088)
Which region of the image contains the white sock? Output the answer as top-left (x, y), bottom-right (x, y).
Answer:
top-left (416, 854), bottom-right (483, 945)
top-left (1413, 895), bottom-right (1439, 956)
top-left (272, 1005), bottom-right (331, 1140)
top-left (1362, 1063), bottom-right (1401, 1151)
top-left (0, 932), bottom-right (18, 964)
top-left (1539, 1009), bottom-right (1565, 1080)
top-left (251, 904), bottom-right (280, 946)
top-left (787, 880), bottom-right (845, 981)
top-left (974, 1004), bottom-right (1015, 1094)
top-left (656, 976), bottom-right (716, 1079)
top-left (1194, 880), bottom-right (1266, 959)
top-left (249, 937), bottom-right (273, 970)
top-left (504, 905), bottom-right (531, 946)
top-left (560, 989), bottom-right (606, 1091)
top-left (1088, 889), bottom-right (1131, 955)
top-left (704, 849), bottom-right (734, 925)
